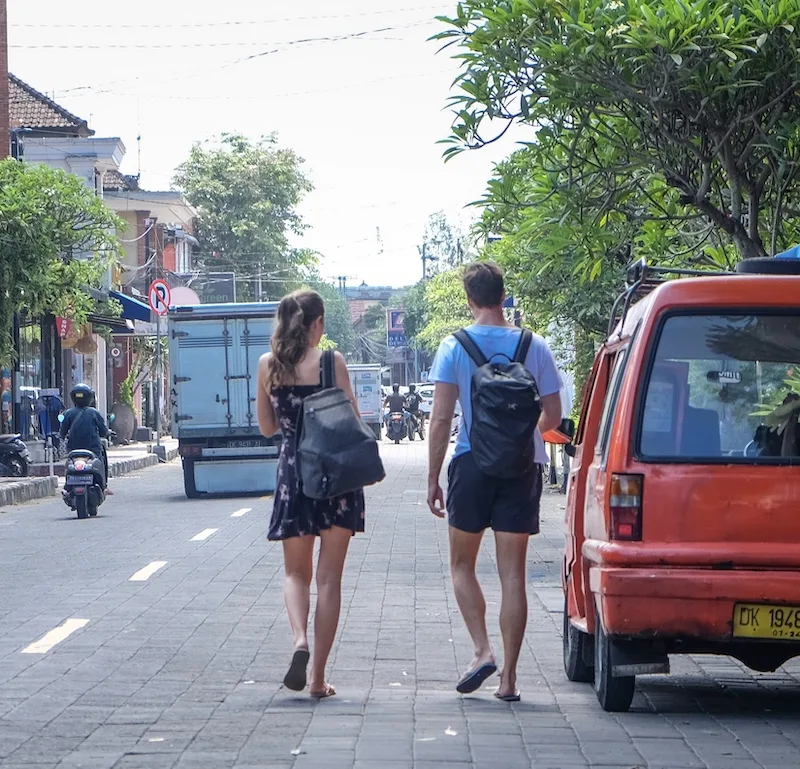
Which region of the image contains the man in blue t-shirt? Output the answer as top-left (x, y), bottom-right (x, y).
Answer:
top-left (427, 261), bottom-right (562, 702)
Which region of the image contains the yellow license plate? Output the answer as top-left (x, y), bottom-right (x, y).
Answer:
top-left (733, 603), bottom-right (800, 640)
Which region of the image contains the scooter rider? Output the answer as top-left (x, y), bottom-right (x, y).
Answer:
top-left (384, 383), bottom-right (409, 428)
top-left (60, 383), bottom-right (112, 493)
top-left (406, 383), bottom-right (424, 437)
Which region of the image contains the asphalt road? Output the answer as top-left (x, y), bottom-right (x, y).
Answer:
top-left (1, 444), bottom-right (800, 769)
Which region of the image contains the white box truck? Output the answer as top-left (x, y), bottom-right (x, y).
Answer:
top-left (168, 302), bottom-right (281, 498)
top-left (348, 364), bottom-right (383, 439)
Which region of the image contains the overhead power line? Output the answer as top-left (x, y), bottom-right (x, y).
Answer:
top-left (10, 20), bottom-right (430, 49)
top-left (10, 5), bottom-right (449, 29)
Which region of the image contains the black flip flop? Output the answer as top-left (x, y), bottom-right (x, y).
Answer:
top-left (494, 690), bottom-right (521, 702)
top-left (283, 648), bottom-right (310, 691)
top-left (456, 662), bottom-right (498, 694)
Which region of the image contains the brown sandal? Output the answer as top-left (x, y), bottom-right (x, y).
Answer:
top-left (310, 684), bottom-right (336, 699)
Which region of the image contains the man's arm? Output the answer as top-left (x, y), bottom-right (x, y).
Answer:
top-left (96, 411), bottom-right (110, 438)
top-left (59, 411), bottom-right (71, 439)
top-left (427, 382), bottom-right (458, 517)
top-left (538, 393), bottom-right (562, 435)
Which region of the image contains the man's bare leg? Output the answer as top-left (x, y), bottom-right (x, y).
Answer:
top-left (494, 531), bottom-right (530, 698)
top-left (449, 526), bottom-right (495, 679)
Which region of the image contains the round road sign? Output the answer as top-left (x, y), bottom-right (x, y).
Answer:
top-left (149, 279), bottom-right (171, 316)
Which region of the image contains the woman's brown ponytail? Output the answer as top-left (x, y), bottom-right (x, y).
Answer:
top-left (268, 290), bottom-right (325, 388)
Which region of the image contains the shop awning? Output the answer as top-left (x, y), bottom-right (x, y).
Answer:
top-left (110, 290), bottom-right (151, 322)
top-left (88, 314), bottom-right (134, 332)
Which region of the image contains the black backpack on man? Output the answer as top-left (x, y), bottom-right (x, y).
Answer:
top-left (454, 328), bottom-right (542, 479)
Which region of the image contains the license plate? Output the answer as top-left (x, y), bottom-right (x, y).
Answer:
top-left (228, 440), bottom-right (267, 449)
top-left (66, 475), bottom-right (93, 485)
top-left (733, 603), bottom-right (800, 639)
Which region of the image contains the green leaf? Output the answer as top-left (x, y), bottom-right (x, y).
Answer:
top-left (670, 52), bottom-right (683, 65)
top-left (757, 32), bottom-right (768, 48)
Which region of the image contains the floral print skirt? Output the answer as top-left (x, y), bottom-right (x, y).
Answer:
top-left (267, 384), bottom-right (366, 541)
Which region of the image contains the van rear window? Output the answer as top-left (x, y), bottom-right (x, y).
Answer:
top-left (639, 314), bottom-right (800, 462)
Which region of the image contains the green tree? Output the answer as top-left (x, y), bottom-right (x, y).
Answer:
top-left (302, 276), bottom-right (355, 354)
top-left (0, 160), bottom-right (122, 365)
top-left (402, 280), bottom-right (428, 342)
top-left (418, 211), bottom-right (472, 278)
top-left (415, 269), bottom-right (473, 352)
top-left (437, 0), bottom-right (800, 261)
top-left (173, 133), bottom-right (314, 299)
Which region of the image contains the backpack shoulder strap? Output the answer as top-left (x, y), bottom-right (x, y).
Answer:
top-left (513, 329), bottom-right (533, 364)
top-left (454, 329), bottom-right (489, 367)
top-left (320, 349), bottom-right (336, 389)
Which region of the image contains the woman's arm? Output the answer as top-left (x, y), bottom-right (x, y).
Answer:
top-left (256, 354), bottom-right (281, 437)
top-left (333, 351), bottom-right (360, 418)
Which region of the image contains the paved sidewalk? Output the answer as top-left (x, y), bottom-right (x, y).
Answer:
top-left (0, 442), bottom-right (799, 768)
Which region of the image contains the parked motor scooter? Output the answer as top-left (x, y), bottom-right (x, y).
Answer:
top-left (385, 411), bottom-right (408, 444)
top-left (0, 434), bottom-right (30, 477)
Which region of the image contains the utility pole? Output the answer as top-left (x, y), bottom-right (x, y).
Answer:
top-left (0, 0), bottom-right (9, 158)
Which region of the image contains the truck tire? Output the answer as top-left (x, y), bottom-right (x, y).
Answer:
top-left (594, 621), bottom-right (635, 712)
top-left (183, 459), bottom-right (202, 499)
top-left (563, 597), bottom-right (593, 683)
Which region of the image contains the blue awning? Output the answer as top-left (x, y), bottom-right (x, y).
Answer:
top-left (110, 290), bottom-right (151, 322)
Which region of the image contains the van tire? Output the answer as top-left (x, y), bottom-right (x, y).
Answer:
top-left (183, 459), bottom-right (202, 499)
top-left (594, 621), bottom-right (635, 712)
top-left (563, 599), bottom-right (593, 683)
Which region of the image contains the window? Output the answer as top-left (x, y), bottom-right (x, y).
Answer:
top-left (639, 313), bottom-right (800, 462)
top-left (596, 349), bottom-right (629, 462)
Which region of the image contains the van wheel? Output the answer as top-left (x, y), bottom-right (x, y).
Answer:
top-left (183, 459), bottom-right (201, 499)
top-left (594, 621), bottom-right (635, 712)
top-left (563, 598), bottom-right (593, 683)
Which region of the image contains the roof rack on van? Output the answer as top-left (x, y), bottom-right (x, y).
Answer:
top-left (607, 258), bottom-right (730, 338)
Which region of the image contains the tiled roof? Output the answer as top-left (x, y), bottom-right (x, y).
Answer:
top-left (103, 169), bottom-right (141, 192)
top-left (9, 73), bottom-right (93, 137)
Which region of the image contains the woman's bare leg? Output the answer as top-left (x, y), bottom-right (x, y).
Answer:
top-left (309, 526), bottom-right (352, 696)
top-left (282, 536), bottom-right (315, 650)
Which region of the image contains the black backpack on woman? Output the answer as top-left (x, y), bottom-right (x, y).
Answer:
top-left (296, 350), bottom-right (385, 499)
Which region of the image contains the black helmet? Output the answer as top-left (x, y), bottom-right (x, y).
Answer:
top-left (392, 383), bottom-right (400, 393)
top-left (70, 383), bottom-right (95, 407)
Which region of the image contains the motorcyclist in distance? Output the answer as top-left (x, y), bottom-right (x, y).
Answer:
top-left (406, 383), bottom-right (425, 439)
top-left (384, 383), bottom-right (409, 429)
top-left (59, 383), bottom-right (112, 494)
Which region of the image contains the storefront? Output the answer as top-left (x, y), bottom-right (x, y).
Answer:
top-left (2, 314), bottom-right (62, 439)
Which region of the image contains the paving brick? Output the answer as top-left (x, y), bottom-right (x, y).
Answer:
top-left (0, 446), bottom-right (798, 768)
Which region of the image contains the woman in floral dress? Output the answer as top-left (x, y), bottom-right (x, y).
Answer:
top-left (256, 290), bottom-right (365, 699)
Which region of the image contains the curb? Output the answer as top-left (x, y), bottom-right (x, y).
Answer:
top-left (108, 446), bottom-right (179, 478)
top-left (0, 446), bottom-right (179, 507)
top-left (0, 476), bottom-right (59, 508)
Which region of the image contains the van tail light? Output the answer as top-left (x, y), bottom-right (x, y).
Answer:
top-left (609, 474), bottom-right (642, 541)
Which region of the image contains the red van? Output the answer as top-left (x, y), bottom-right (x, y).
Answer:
top-left (563, 257), bottom-right (800, 711)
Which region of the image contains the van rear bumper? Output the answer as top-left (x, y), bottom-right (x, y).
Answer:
top-left (589, 565), bottom-right (800, 639)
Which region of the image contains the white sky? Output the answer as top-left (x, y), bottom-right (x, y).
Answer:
top-left (9, 0), bottom-right (520, 288)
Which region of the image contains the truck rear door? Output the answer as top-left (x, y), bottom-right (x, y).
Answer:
top-left (171, 318), bottom-right (231, 431)
top-left (227, 316), bottom-right (273, 430)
